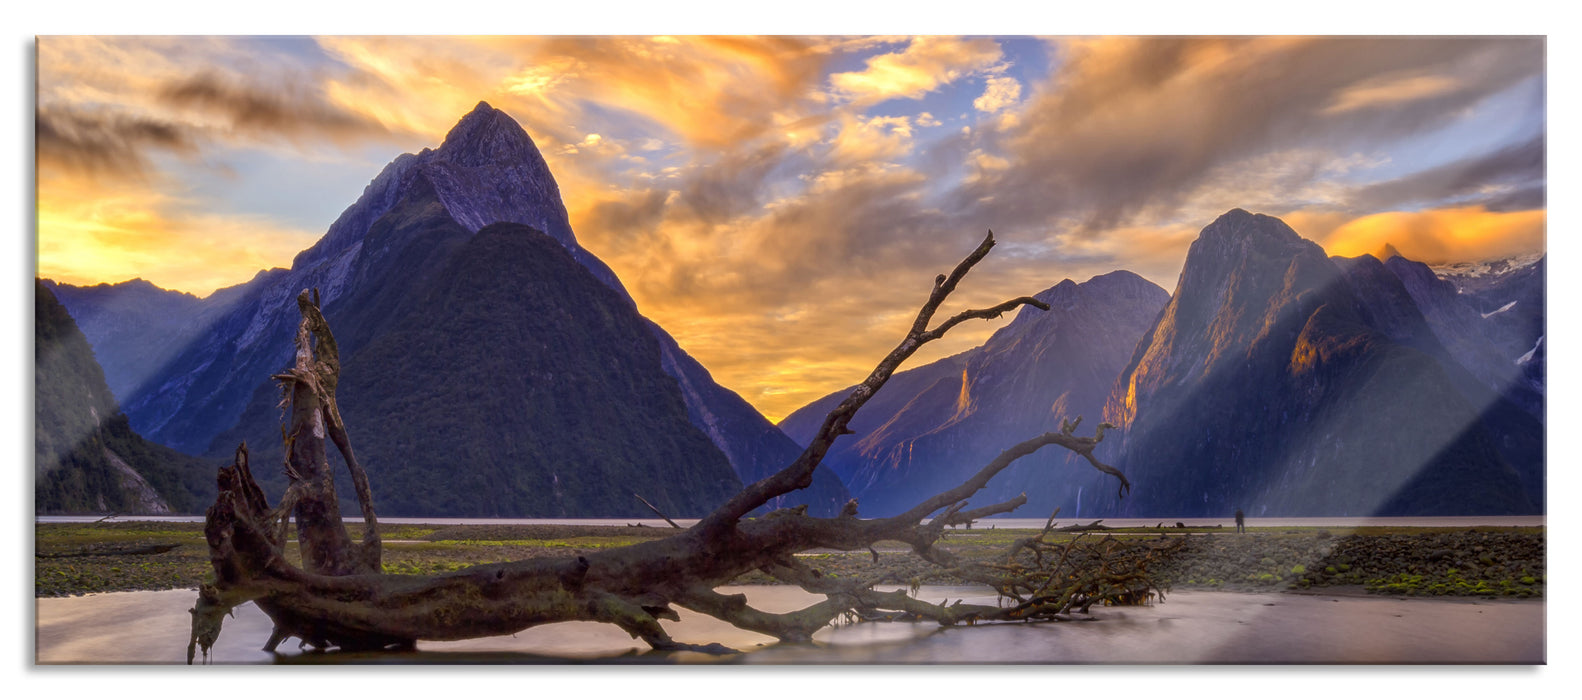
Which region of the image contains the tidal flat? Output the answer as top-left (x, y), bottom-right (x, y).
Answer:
top-left (34, 521), bottom-right (1545, 599)
top-left (37, 585), bottom-right (1545, 664)
top-left (33, 521), bottom-right (1547, 664)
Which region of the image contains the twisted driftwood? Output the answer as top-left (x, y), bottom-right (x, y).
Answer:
top-left (188, 231), bottom-right (1167, 662)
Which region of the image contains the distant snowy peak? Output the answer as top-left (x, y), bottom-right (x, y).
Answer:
top-left (1429, 252), bottom-right (1545, 290)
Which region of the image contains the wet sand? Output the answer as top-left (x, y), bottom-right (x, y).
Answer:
top-left (34, 585), bottom-right (1543, 665)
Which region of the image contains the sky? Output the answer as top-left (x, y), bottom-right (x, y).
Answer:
top-left (33, 33), bottom-right (1548, 422)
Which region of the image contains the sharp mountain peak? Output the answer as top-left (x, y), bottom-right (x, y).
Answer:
top-left (1192, 208), bottom-right (1307, 250)
top-left (1372, 242), bottom-right (1404, 261)
top-left (433, 100), bottom-right (546, 167)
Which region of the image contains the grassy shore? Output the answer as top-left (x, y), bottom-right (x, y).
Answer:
top-left (34, 521), bottom-right (1544, 599)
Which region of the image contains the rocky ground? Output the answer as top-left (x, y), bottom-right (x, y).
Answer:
top-left (34, 521), bottom-right (1544, 599)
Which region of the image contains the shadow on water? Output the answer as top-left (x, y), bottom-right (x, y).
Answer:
top-left (37, 585), bottom-right (1543, 665)
top-left (277, 648), bottom-right (682, 665)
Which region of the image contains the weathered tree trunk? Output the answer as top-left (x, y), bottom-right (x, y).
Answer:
top-left (188, 232), bottom-right (1172, 662)
top-left (270, 289), bottom-right (380, 577)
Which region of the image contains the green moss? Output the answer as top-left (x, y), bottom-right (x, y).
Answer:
top-left (429, 537), bottom-right (649, 549)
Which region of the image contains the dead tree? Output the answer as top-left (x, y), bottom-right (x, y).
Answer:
top-left (187, 232), bottom-right (1171, 662)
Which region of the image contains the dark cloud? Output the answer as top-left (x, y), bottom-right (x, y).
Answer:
top-left (590, 164), bottom-right (980, 318)
top-left (157, 73), bottom-right (390, 143)
top-left (36, 107), bottom-right (197, 179)
top-left (674, 143), bottom-right (798, 226)
top-left (580, 189), bottom-right (671, 248)
top-left (1480, 185), bottom-right (1546, 213)
top-left (954, 36), bottom-right (1545, 234)
top-left (36, 71), bottom-right (395, 181)
top-left (1349, 134), bottom-right (1545, 212)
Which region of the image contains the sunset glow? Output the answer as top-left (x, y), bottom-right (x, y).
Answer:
top-left (34, 35), bottom-right (1546, 421)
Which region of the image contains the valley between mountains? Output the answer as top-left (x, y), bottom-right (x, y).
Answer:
top-left (37, 103), bottom-right (1544, 520)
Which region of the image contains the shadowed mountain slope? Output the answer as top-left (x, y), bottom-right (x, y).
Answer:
top-left (94, 102), bottom-right (840, 515)
top-left (781, 271), bottom-right (1169, 517)
top-left (1098, 209), bottom-right (1536, 517)
top-left (35, 281), bottom-right (215, 514)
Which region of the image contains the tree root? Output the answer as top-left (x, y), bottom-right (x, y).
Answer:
top-left (188, 231), bottom-right (1167, 662)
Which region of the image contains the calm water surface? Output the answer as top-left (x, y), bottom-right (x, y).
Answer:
top-left (33, 514), bottom-right (1545, 664)
top-left (34, 515), bottom-right (1548, 528)
top-left (35, 585), bottom-right (1543, 664)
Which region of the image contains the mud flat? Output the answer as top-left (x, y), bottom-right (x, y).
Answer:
top-left (34, 522), bottom-right (1546, 599)
top-left (35, 585), bottom-right (1543, 665)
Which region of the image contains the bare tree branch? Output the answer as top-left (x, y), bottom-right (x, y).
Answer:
top-left (187, 231), bottom-right (1157, 662)
top-left (698, 231), bottom-right (1050, 532)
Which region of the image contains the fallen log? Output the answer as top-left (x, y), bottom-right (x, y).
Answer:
top-left (188, 231), bottom-right (1169, 662)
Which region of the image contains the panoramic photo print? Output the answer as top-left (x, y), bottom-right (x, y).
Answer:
top-left (33, 35), bottom-right (1546, 665)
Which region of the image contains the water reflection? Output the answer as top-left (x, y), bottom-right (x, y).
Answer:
top-left (34, 515), bottom-right (1548, 528)
top-left (35, 585), bottom-right (1543, 664)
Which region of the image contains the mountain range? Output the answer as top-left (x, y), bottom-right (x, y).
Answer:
top-left (779, 271), bottom-right (1169, 517)
top-left (45, 102), bottom-right (845, 517)
top-left (40, 103), bottom-right (1542, 519)
top-left (782, 210), bottom-right (1542, 518)
top-left (35, 281), bottom-right (214, 514)
top-left (1097, 210), bottom-right (1539, 516)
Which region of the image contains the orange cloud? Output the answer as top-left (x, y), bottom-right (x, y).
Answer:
top-left (973, 76), bottom-right (1022, 113)
top-left (976, 36), bottom-right (1540, 235)
top-left (36, 172), bottom-right (320, 296)
top-left (829, 36), bottom-right (1002, 105)
top-left (315, 36), bottom-right (509, 140)
top-left (826, 113), bottom-right (917, 165)
top-left (1324, 72), bottom-right (1462, 115)
top-left (561, 159), bottom-right (1037, 422)
top-left (1294, 206), bottom-right (1546, 264)
top-left (318, 36), bottom-right (832, 152)
top-left (32, 36), bottom-right (1548, 426)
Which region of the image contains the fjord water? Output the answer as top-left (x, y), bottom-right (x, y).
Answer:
top-left (33, 515), bottom-right (1544, 664)
top-left (33, 515), bottom-right (1547, 527)
top-left (36, 585), bottom-right (1542, 664)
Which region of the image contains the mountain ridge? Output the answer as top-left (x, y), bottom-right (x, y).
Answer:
top-left (79, 102), bottom-right (844, 515)
top-left (35, 280), bottom-right (215, 514)
top-left (1098, 209), bottom-right (1537, 517)
top-left (781, 269), bottom-right (1169, 517)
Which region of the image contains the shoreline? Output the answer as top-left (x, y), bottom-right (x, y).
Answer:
top-left (35, 586), bottom-right (1545, 664)
top-left (35, 521), bottom-right (1546, 600)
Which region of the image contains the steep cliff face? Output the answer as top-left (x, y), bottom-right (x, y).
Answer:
top-left (1333, 253), bottom-right (1544, 509)
top-left (650, 321), bottom-right (848, 515)
top-left (781, 271), bottom-right (1168, 517)
top-left (103, 102), bottom-right (838, 515)
top-left (779, 354), bottom-right (970, 479)
top-left (1382, 253), bottom-right (1545, 422)
top-left (35, 281), bottom-right (214, 514)
top-left (122, 103), bottom-right (605, 453)
top-left (343, 221), bottom-right (743, 517)
top-left (95, 103), bottom-right (843, 513)
top-left (41, 278), bottom-right (210, 404)
top-left (1099, 210), bottom-right (1536, 517)
top-left (204, 180), bottom-right (743, 516)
